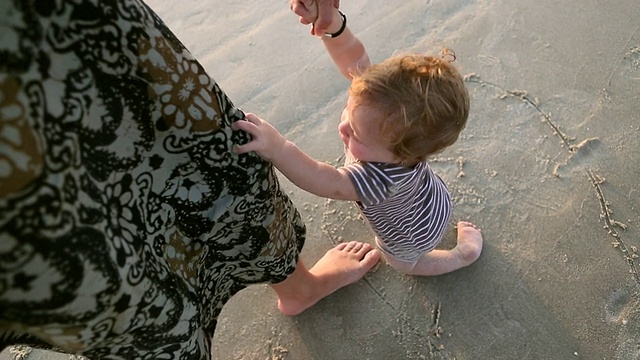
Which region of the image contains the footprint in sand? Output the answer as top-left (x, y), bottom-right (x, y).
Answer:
top-left (622, 45), bottom-right (640, 79)
top-left (552, 137), bottom-right (604, 178)
top-left (605, 287), bottom-right (640, 360)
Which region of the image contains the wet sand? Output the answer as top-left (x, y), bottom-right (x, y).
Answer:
top-left (3, 0), bottom-right (640, 359)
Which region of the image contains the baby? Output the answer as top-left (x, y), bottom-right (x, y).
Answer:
top-left (234, 5), bottom-right (483, 276)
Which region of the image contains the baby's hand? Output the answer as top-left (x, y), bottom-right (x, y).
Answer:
top-left (233, 113), bottom-right (287, 161)
top-left (290, 0), bottom-right (339, 37)
top-left (290, 0), bottom-right (318, 25)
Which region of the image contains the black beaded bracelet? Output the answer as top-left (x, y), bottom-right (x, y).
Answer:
top-left (325, 10), bottom-right (347, 38)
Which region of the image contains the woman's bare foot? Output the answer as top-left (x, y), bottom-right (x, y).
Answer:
top-left (270, 241), bottom-right (380, 316)
top-left (455, 221), bottom-right (483, 266)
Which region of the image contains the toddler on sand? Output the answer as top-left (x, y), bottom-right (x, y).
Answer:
top-left (234, 5), bottom-right (483, 276)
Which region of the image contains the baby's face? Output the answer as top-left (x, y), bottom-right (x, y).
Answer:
top-left (338, 96), bottom-right (399, 164)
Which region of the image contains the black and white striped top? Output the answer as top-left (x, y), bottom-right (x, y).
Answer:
top-left (344, 157), bottom-right (452, 261)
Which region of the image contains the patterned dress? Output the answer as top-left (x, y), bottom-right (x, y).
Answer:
top-left (0, 1), bottom-right (305, 359)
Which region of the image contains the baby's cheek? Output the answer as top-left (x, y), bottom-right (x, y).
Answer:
top-left (348, 145), bottom-right (365, 161)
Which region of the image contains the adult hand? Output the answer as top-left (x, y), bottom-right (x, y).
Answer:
top-left (290, 0), bottom-right (340, 36)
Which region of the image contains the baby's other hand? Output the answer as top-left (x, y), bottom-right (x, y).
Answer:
top-left (290, 0), bottom-right (317, 25)
top-left (290, 0), bottom-right (339, 36)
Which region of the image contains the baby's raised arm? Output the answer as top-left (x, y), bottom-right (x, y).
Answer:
top-left (317, 8), bottom-right (372, 80)
top-left (293, 3), bottom-right (371, 80)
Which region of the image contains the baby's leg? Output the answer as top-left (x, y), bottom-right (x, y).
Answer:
top-left (387, 221), bottom-right (483, 276)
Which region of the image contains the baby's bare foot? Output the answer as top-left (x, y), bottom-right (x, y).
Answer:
top-left (276, 241), bottom-right (380, 316)
top-left (456, 221), bottom-right (483, 265)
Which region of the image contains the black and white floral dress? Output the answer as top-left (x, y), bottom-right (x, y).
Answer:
top-left (0, 0), bottom-right (305, 358)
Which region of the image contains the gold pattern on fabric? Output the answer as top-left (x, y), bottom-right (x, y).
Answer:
top-left (0, 77), bottom-right (44, 197)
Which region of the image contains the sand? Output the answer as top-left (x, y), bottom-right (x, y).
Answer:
top-left (3, 0), bottom-right (640, 359)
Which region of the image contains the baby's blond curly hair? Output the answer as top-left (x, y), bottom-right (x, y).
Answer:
top-left (349, 50), bottom-right (469, 165)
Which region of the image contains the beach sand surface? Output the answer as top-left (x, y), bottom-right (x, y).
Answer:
top-left (3, 0), bottom-right (640, 359)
